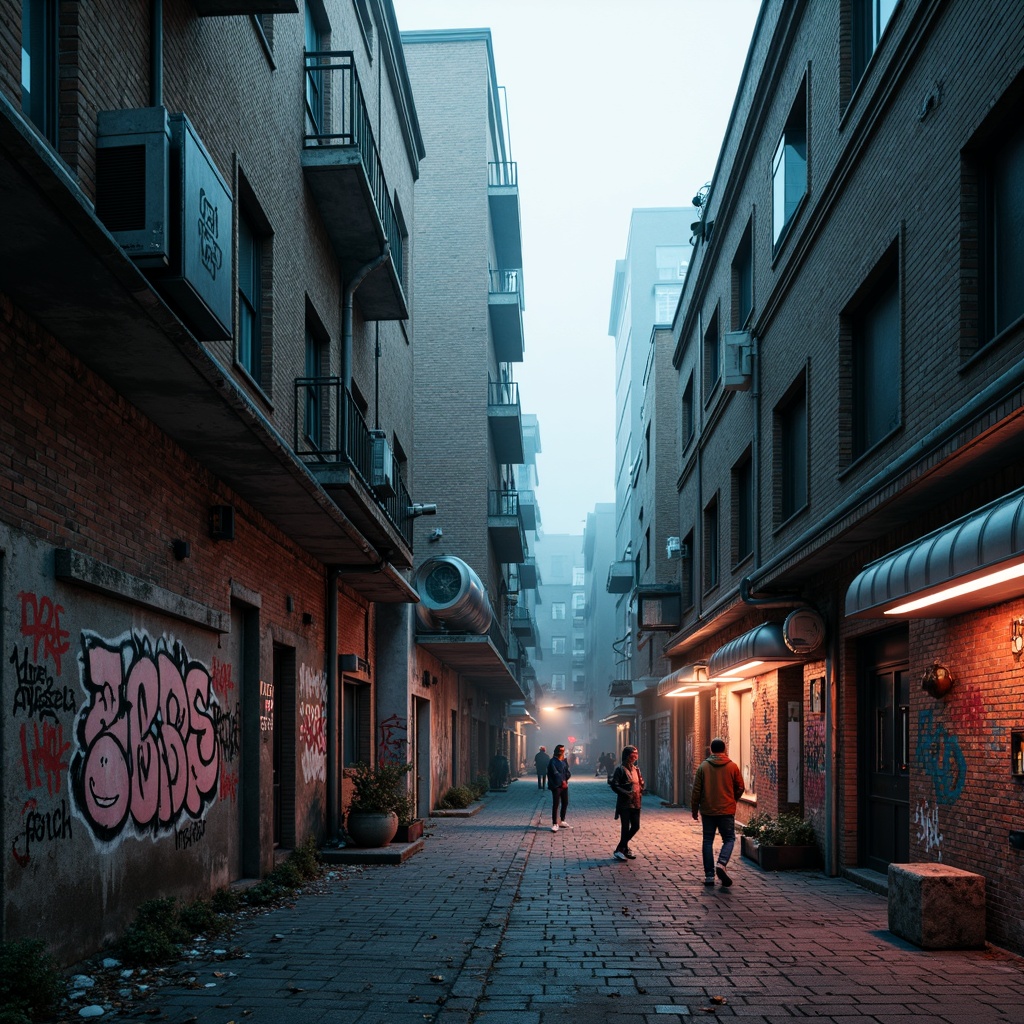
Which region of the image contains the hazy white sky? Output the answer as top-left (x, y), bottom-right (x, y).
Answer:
top-left (392, 0), bottom-right (761, 535)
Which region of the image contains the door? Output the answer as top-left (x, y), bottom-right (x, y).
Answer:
top-left (860, 629), bottom-right (910, 873)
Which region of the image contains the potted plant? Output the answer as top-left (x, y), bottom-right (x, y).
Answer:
top-left (346, 760), bottom-right (413, 848)
top-left (393, 794), bottom-right (423, 844)
top-left (741, 812), bottom-right (821, 870)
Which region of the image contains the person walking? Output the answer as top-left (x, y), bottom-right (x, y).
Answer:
top-left (547, 743), bottom-right (571, 831)
top-left (690, 737), bottom-right (745, 886)
top-left (534, 746), bottom-right (550, 789)
top-left (609, 744), bottom-right (644, 861)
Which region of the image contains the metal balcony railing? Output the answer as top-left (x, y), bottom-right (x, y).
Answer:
top-left (294, 376), bottom-right (412, 547)
top-left (487, 378), bottom-right (520, 408)
top-left (488, 489), bottom-right (520, 518)
top-left (488, 160), bottom-right (518, 187)
top-left (488, 267), bottom-right (523, 306)
top-left (303, 50), bottom-right (403, 286)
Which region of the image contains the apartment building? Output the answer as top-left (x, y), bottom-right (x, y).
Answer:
top-left (650, 0), bottom-right (1024, 952)
top-left (401, 28), bottom-right (534, 800)
top-left (1, 1), bottom-right (425, 963)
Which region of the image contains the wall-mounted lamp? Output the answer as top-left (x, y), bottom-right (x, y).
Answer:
top-left (1012, 618), bottom-right (1024, 660)
top-left (921, 662), bottom-right (955, 699)
top-left (172, 539), bottom-right (191, 560)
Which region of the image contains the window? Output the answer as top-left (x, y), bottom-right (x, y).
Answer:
top-left (644, 423), bottom-right (651, 471)
top-left (730, 687), bottom-right (755, 797)
top-left (21, 0), bottom-right (58, 144)
top-left (304, 5), bottom-right (324, 135)
top-left (851, 0), bottom-right (898, 91)
top-left (644, 527), bottom-right (651, 570)
top-left (551, 602), bottom-right (566, 620)
top-left (654, 284), bottom-right (682, 324)
top-left (703, 495), bottom-right (719, 592)
top-left (681, 374), bottom-right (694, 448)
top-left (353, 0), bottom-right (374, 51)
top-left (656, 245), bottom-right (689, 280)
top-left (550, 674), bottom-right (566, 692)
top-left (776, 374), bottom-right (808, 522)
top-left (702, 308), bottom-right (720, 402)
top-left (732, 219), bottom-right (753, 328)
top-left (573, 674), bottom-right (586, 691)
top-left (572, 636), bottom-right (585, 655)
top-left (983, 119), bottom-right (1024, 340)
top-left (773, 81), bottom-right (807, 248)
top-left (852, 272), bottom-right (901, 457)
top-left (303, 324), bottom-right (325, 448)
top-left (732, 451), bottom-right (753, 565)
top-left (572, 567), bottom-right (585, 586)
top-left (681, 529), bottom-right (695, 609)
top-left (237, 211), bottom-right (264, 386)
top-left (551, 636), bottom-right (566, 655)
top-left (571, 592), bottom-right (585, 612)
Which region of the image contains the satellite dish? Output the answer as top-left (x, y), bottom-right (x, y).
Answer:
top-left (782, 607), bottom-right (825, 654)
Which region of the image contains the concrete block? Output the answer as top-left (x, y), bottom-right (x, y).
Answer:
top-left (887, 862), bottom-right (986, 949)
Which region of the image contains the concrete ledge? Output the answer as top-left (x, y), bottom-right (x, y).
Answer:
top-left (430, 801), bottom-right (484, 818)
top-left (320, 839), bottom-right (424, 865)
top-left (888, 862), bottom-right (985, 949)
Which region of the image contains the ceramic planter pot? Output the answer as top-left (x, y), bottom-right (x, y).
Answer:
top-left (395, 819), bottom-right (424, 843)
top-left (346, 810), bottom-right (398, 848)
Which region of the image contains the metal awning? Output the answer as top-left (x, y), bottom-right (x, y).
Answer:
top-left (708, 622), bottom-right (807, 680)
top-left (600, 700), bottom-right (638, 724)
top-left (656, 664), bottom-right (717, 697)
top-left (846, 487), bottom-right (1024, 618)
top-left (416, 634), bottom-right (526, 699)
top-left (506, 700), bottom-right (536, 722)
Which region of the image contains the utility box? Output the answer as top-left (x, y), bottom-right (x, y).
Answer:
top-left (723, 330), bottom-right (753, 391)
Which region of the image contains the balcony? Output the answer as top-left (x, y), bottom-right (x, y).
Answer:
top-left (510, 607), bottom-right (537, 647)
top-left (518, 555), bottom-right (539, 590)
top-left (488, 489), bottom-right (526, 565)
top-left (487, 378), bottom-right (524, 464)
top-left (294, 377), bottom-right (413, 565)
top-left (606, 560), bottom-right (635, 594)
top-left (488, 160), bottom-right (522, 269)
top-left (301, 51), bottom-right (406, 320)
top-left (518, 488), bottom-right (538, 531)
top-left (488, 267), bottom-right (524, 363)
top-left (192, 0), bottom-right (297, 12)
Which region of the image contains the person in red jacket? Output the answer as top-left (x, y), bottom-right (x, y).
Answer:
top-left (690, 737), bottom-right (746, 887)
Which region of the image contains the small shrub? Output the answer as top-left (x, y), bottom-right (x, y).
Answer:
top-left (178, 898), bottom-right (231, 939)
top-left (210, 887), bottom-right (242, 914)
top-left (438, 785), bottom-right (475, 809)
top-left (742, 812), bottom-right (816, 846)
top-left (268, 860), bottom-right (304, 889)
top-left (289, 833), bottom-right (323, 879)
top-left (471, 774), bottom-right (490, 798)
top-left (0, 938), bottom-right (62, 1021)
top-left (242, 879), bottom-right (288, 907)
top-left (117, 897), bottom-right (190, 966)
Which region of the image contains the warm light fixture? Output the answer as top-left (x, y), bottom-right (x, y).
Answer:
top-left (885, 561), bottom-right (1024, 615)
top-left (1013, 617), bottom-right (1024, 658)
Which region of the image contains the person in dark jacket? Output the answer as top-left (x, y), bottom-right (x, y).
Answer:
top-left (547, 744), bottom-right (571, 831)
top-left (534, 746), bottom-right (550, 789)
top-left (609, 745), bottom-right (644, 860)
top-left (691, 737), bottom-right (746, 886)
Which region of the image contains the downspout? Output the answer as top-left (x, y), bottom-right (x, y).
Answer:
top-left (327, 567), bottom-right (340, 837)
top-left (342, 243), bottom-right (391, 391)
top-left (150, 0), bottom-right (162, 107)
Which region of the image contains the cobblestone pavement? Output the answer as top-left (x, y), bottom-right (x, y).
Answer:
top-left (144, 776), bottom-right (1024, 1023)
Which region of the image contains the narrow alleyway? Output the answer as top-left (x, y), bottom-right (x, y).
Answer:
top-left (141, 777), bottom-right (1023, 1023)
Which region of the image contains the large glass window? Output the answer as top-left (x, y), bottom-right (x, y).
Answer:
top-left (851, 0), bottom-right (899, 91)
top-left (702, 309), bottom-right (720, 402)
top-left (238, 213), bottom-right (263, 385)
top-left (703, 495), bottom-right (719, 592)
top-left (732, 219), bottom-right (753, 328)
top-left (550, 674), bottom-right (566, 692)
top-left (853, 276), bottom-right (901, 456)
top-left (681, 374), bottom-right (694, 448)
top-left (773, 82), bottom-right (808, 248)
top-left (733, 451), bottom-right (753, 565)
top-left (730, 687), bottom-right (755, 797)
top-left (304, 6), bottom-right (324, 134)
top-left (777, 375), bottom-right (807, 522)
top-left (654, 284), bottom-right (682, 324)
top-left (656, 245), bottom-right (689, 281)
top-left (551, 636), bottom-right (566, 655)
top-left (984, 120), bottom-right (1024, 339)
top-left (551, 602), bottom-right (566, 620)
top-left (21, 0), bottom-right (58, 144)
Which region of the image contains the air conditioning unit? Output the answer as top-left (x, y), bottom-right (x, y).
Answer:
top-left (723, 330), bottom-right (753, 391)
top-left (96, 107), bottom-right (171, 267)
top-left (370, 430), bottom-right (396, 498)
top-left (666, 536), bottom-right (682, 560)
top-left (96, 107), bottom-right (233, 340)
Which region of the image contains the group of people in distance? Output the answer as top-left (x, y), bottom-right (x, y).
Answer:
top-left (533, 738), bottom-right (744, 884)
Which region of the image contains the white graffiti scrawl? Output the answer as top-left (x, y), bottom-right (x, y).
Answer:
top-left (69, 631), bottom-right (220, 846)
top-left (913, 799), bottom-right (943, 860)
top-left (298, 662), bottom-right (327, 784)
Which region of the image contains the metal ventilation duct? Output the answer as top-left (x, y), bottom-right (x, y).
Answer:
top-left (414, 556), bottom-right (493, 634)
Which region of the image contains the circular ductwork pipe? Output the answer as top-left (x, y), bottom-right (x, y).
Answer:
top-left (414, 556), bottom-right (493, 634)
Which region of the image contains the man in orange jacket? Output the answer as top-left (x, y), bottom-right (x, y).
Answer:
top-left (691, 737), bottom-right (746, 887)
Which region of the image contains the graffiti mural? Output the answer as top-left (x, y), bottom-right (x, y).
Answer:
top-left (804, 717), bottom-right (826, 811)
top-left (259, 680), bottom-right (274, 733)
top-left (18, 589), bottom-right (70, 674)
top-left (298, 662), bottom-right (327, 784)
top-left (917, 708), bottom-right (966, 805)
top-left (69, 631), bottom-right (221, 846)
top-left (947, 685), bottom-right (985, 734)
top-left (211, 657), bottom-right (240, 803)
top-left (913, 798), bottom-right (943, 859)
top-left (378, 713), bottom-right (408, 763)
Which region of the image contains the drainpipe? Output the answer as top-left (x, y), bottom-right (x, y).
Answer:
top-left (327, 567), bottom-right (340, 837)
top-left (150, 0), bottom-right (163, 107)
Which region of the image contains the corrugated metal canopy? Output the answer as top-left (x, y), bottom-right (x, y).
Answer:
top-left (707, 622), bottom-right (806, 679)
top-left (846, 487), bottom-right (1024, 618)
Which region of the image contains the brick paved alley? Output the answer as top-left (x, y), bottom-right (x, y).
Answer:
top-left (141, 776), bottom-right (1024, 1024)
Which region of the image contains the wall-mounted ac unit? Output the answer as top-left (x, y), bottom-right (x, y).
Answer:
top-left (96, 107), bottom-right (171, 268)
top-left (723, 330), bottom-right (753, 391)
top-left (96, 107), bottom-right (233, 340)
top-left (370, 430), bottom-right (396, 498)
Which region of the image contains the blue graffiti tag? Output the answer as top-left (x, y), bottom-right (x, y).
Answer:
top-left (917, 708), bottom-right (966, 805)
